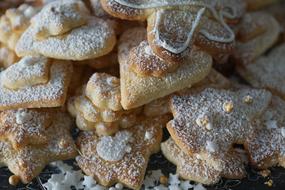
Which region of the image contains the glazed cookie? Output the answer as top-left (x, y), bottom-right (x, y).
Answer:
top-left (161, 138), bottom-right (246, 185)
top-left (0, 109), bottom-right (52, 149)
top-left (85, 73), bottom-right (122, 111)
top-left (0, 111), bottom-right (77, 184)
top-left (167, 88), bottom-right (272, 157)
top-left (0, 4), bottom-right (38, 50)
top-left (120, 47), bottom-right (212, 109)
top-left (31, 0), bottom-right (90, 40)
top-left (76, 116), bottom-right (168, 189)
top-left (0, 58), bottom-right (73, 110)
top-left (245, 96), bottom-right (285, 169)
top-left (237, 44), bottom-right (285, 100)
top-left (16, 17), bottom-right (116, 61)
top-left (102, 0), bottom-right (245, 62)
top-left (1, 56), bottom-right (50, 90)
top-left (234, 12), bottom-right (280, 65)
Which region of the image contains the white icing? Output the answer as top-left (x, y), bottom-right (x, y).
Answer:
top-left (114, 0), bottom-right (212, 9)
top-left (206, 141), bottom-right (217, 153)
top-left (96, 131), bottom-right (133, 161)
top-left (153, 8), bottom-right (205, 54)
top-left (15, 109), bottom-right (33, 124)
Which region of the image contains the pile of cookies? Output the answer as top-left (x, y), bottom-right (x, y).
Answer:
top-left (0, 0), bottom-right (284, 189)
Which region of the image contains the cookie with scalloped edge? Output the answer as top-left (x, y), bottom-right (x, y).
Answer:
top-left (237, 44), bottom-right (285, 100)
top-left (161, 138), bottom-right (246, 185)
top-left (76, 116), bottom-right (168, 190)
top-left (167, 88), bottom-right (272, 157)
top-left (120, 47), bottom-right (212, 110)
top-left (0, 111), bottom-right (77, 184)
top-left (16, 17), bottom-right (116, 61)
top-left (245, 96), bottom-right (285, 169)
top-left (31, 0), bottom-right (90, 40)
top-left (234, 12), bottom-right (280, 65)
top-left (0, 59), bottom-right (73, 110)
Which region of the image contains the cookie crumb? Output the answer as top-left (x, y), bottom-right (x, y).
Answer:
top-left (159, 175), bottom-right (168, 185)
top-left (9, 175), bottom-right (20, 186)
top-left (223, 100), bottom-right (234, 113)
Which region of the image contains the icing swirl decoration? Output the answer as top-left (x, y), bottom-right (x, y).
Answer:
top-left (114, 0), bottom-right (237, 54)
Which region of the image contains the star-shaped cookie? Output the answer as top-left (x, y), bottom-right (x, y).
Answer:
top-left (0, 109), bottom-right (52, 149)
top-left (76, 116), bottom-right (169, 189)
top-left (167, 88), bottom-right (272, 156)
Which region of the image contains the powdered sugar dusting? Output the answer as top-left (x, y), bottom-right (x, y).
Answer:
top-left (16, 18), bottom-right (116, 61)
top-left (168, 88), bottom-right (272, 155)
top-left (76, 117), bottom-right (166, 189)
top-left (1, 56), bottom-right (49, 90)
top-left (96, 131), bottom-right (133, 161)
